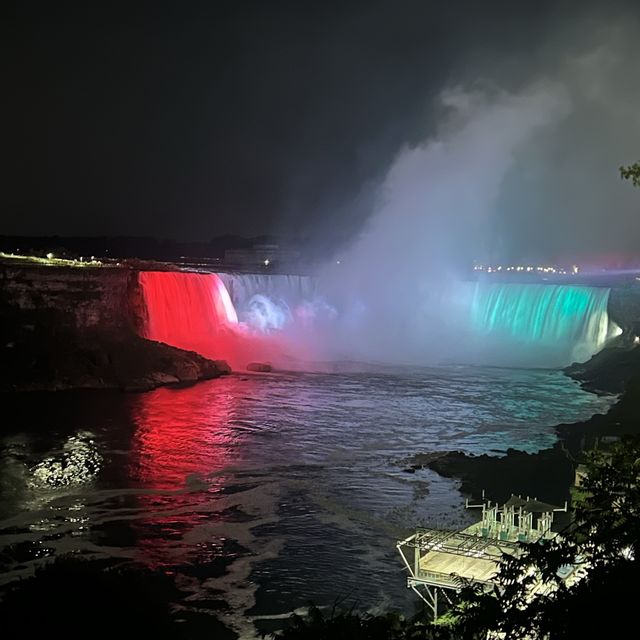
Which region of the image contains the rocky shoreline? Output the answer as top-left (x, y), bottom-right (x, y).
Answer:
top-left (401, 343), bottom-right (640, 506)
top-left (1, 326), bottom-right (231, 393)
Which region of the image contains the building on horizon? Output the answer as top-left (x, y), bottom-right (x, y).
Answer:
top-left (223, 243), bottom-right (301, 271)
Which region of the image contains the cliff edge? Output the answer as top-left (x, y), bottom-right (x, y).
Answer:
top-left (0, 263), bottom-right (230, 392)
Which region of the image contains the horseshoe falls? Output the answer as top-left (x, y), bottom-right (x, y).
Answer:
top-left (136, 271), bottom-right (618, 370)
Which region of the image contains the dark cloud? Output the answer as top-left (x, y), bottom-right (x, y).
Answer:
top-left (491, 16), bottom-right (640, 265)
top-left (1, 0), bottom-right (638, 258)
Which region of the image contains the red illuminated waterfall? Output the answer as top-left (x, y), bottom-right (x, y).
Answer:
top-left (139, 271), bottom-right (239, 360)
top-left (138, 271), bottom-right (291, 369)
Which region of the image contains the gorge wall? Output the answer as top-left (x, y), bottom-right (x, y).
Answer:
top-left (608, 285), bottom-right (640, 333)
top-left (1, 264), bottom-right (139, 331)
top-left (0, 264), bottom-right (229, 392)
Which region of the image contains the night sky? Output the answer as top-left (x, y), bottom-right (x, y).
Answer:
top-left (2, 1), bottom-right (639, 260)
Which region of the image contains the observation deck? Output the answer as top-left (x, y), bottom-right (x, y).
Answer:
top-left (397, 495), bottom-right (574, 618)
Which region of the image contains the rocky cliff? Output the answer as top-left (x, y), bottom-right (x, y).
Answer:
top-left (608, 284), bottom-right (640, 333)
top-left (0, 263), bottom-right (230, 392)
top-left (1, 264), bottom-right (138, 329)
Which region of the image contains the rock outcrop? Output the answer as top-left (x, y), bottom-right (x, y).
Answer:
top-left (246, 362), bottom-right (272, 372)
top-left (1, 263), bottom-right (230, 392)
top-left (565, 337), bottom-right (640, 394)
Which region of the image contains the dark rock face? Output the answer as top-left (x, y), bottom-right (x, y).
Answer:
top-left (1, 330), bottom-right (229, 392)
top-left (404, 447), bottom-right (575, 507)
top-left (246, 362), bottom-right (272, 373)
top-left (565, 342), bottom-right (640, 394)
top-left (0, 264), bottom-right (230, 392)
top-left (608, 284), bottom-right (640, 333)
top-left (1, 264), bottom-right (138, 330)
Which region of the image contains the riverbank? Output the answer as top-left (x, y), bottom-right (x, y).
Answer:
top-left (0, 325), bottom-right (231, 393)
top-left (401, 343), bottom-right (640, 507)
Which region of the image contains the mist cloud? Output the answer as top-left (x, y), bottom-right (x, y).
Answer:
top-left (305, 8), bottom-right (640, 272)
top-left (317, 79), bottom-right (571, 363)
top-left (492, 19), bottom-right (640, 266)
top-left (309, 8), bottom-right (640, 363)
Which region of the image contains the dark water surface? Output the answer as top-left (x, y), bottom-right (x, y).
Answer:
top-left (0, 367), bottom-right (611, 637)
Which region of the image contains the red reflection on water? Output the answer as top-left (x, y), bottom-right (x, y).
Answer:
top-left (127, 377), bottom-right (255, 567)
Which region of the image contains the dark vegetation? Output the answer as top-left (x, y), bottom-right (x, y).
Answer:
top-left (445, 437), bottom-right (640, 639)
top-left (0, 557), bottom-right (236, 639)
top-left (0, 558), bottom-right (179, 638)
top-left (272, 605), bottom-right (452, 640)
top-left (620, 162), bottom-right (640, 187)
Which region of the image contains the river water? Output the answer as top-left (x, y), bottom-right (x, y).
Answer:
top-left (0, 366), bottom-right (611, 637)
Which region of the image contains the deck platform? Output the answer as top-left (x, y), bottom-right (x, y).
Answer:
top-left (397, 494), bottom-right (572, 617)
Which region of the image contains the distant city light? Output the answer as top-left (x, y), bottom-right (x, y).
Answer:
top-left (473, 262), bottom-right (578, 276)
top-left (0, 251), bottom-right (103, 268)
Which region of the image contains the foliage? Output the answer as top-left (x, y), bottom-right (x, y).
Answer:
top-left (0, 556), bottom-right (179, 638)
top-left (271, 603), bottom-right (461, 640)
top-left (620, 162), bottom-right (640, 187)
top-left (449, 436), bottom-right (640, 639)
top-left (273, 438), bottom-right (640, 639)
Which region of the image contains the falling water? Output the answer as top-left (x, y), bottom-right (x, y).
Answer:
top-left (470, 282), bottom-right (618, 365)
top-left (138, 271), bottom-right (238, 359)
top-left (138, 271), bottom-right (618, 370)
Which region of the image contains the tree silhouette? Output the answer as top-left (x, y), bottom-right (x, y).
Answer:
top-left (450, 436), bottom-right (640, 639)
top-left (620, 163), bottom-right (640, 187)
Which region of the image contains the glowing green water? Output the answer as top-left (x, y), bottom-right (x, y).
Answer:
top-left (471, 283), bottom-right (616, 364)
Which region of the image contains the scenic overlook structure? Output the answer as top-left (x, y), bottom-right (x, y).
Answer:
top-left (397, 495), bottom-right (572, 618)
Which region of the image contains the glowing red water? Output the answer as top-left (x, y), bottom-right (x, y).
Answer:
top-left (127, 377), bottom-right (252, 567)
top-left (138, 270), bottom-right (289, 370)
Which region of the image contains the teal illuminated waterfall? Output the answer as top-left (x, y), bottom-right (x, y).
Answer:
top-left (471, 283), bottom-right (618, 366)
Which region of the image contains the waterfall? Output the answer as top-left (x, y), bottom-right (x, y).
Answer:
top-left (138, 271), bottom-right (305, 369)
top-left (470, 283), bottom-right (618, 365)
top-left (218, 273), bottom-right (331, 333)
top-left (137, 270), bottom-right (618, 370)
top-left (218, 273), bottom-right (317, 307)
top-left (138, 271), bottom-right (238, 357)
